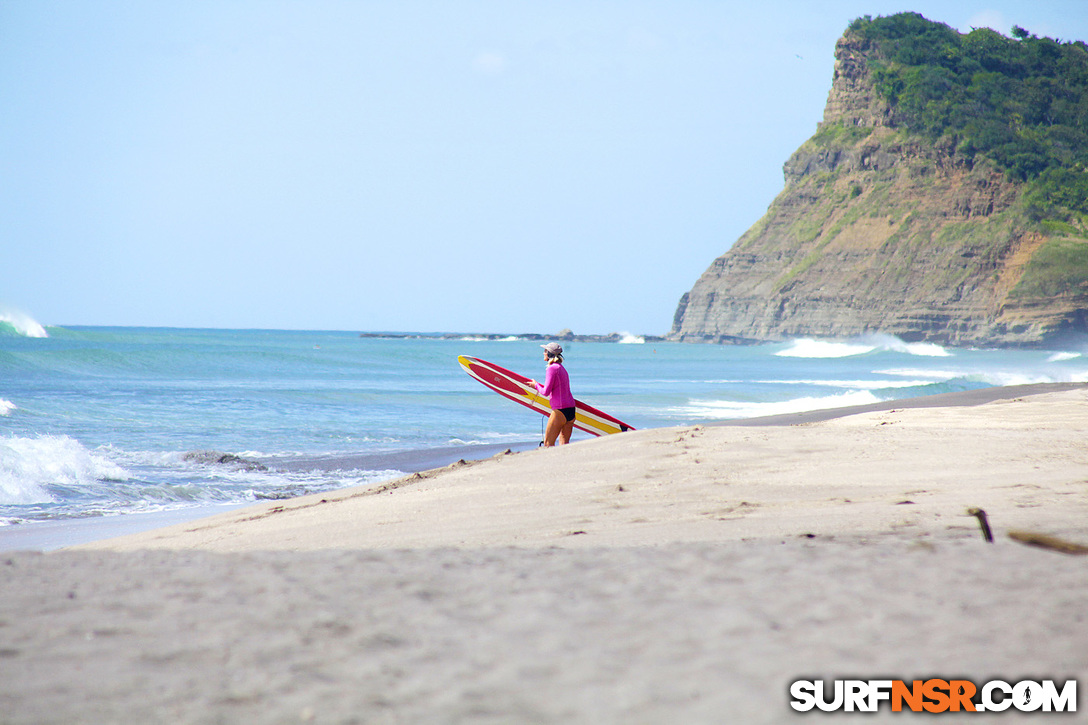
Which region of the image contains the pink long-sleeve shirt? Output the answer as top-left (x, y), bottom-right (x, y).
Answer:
top-left (535, 362), bottom-right (576, 409)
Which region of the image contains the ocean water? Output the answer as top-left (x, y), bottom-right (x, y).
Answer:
top-left (2, 322), bottom-right (1088, 530)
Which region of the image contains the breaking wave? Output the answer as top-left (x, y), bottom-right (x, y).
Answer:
top-left (879, 367), bottom-right (1088, 386)
top-left (674, 390), bottom-right (884, 420)
top-left (0, 437), bottom-right (407, 524)
top-left (0, 306), bottom-right (48, 338)
top-left (776, 334), bottom-right (951, 359)
top-left (776, 339), bottom-right (873, 358)
top-left (459, 335), bottom-right (521, 342)
top-left (0, 435), bottom-right (128, 506)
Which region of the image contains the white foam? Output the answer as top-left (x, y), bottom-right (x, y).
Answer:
top-left (0, 306), bottom-right (48, 338)
top-left (0, 399), bottom-right (15, 416)
top-left (675, 390), bottom-right (884, 420)
top-left (876, 368), bottom-right (961, 381)
top-left (883, 365), bottom-right (1088, 386)
top-left (459, 336), bottom-right (521, 342)
top-left (776, 334), bottom-right (952, 359)
top-left (975, 370), bottom-right (1088, 386)
top-left (448, 432), bottom-right (528, 446)
top-left (776, 339), bottom-right (874, 358)
top-left (0, 436), bottom-right (129, 506)
top-left (756, 378), bottom-right (938, 390)
top-left (618, 333), bottom-right (645, 344)
top-left (241, 468), bottom-right (403, 500)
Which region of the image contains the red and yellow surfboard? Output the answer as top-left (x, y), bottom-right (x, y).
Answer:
top-left (458, 355), bottom-right (634, 437)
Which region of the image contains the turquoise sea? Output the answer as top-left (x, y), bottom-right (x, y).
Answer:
top-left (3, 321), bottom-right (1088, 539)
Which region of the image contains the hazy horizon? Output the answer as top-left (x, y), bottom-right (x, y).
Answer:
top-left (4, 1), bottom-right (1086, 336)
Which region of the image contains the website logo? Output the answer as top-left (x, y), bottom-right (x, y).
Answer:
top-left (790, 679), bottom-right (1077, 713)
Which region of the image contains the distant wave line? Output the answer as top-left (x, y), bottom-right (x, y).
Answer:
top-left (674, 390), bottom-right (885, 419)
top-left (775, 335), bottom-right (952, 359)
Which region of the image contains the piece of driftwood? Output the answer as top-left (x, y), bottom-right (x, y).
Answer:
top-left (1008, 531), bottom-right (1088, 555)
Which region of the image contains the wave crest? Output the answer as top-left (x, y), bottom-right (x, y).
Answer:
top-left (775, 339), bottom-right (873, 358)
top-left (776, 334), bottom-right (951, 359)
top-left (0, 306), bottom-right (48, 338)
top-left (0, 436), bottom-right (129, 506)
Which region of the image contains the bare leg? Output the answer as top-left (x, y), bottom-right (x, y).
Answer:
top-left (559, 419), bottom-right (574, 445)
top-left (543, 410), bottom-right (565, 447)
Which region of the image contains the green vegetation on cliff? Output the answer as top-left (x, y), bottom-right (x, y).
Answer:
top-left (850, 12), bottom-right (1088, 217)
top-left (1013, 237), bottom-right (1088, 299)
top-left (670, 12), bottom-right (1088, 346)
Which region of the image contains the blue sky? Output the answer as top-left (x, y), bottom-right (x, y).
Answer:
top-left (3, 1), bottom-right (1086, 335)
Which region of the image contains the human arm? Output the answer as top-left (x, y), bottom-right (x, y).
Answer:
top-left (538, 365), bottom-right (559, 398)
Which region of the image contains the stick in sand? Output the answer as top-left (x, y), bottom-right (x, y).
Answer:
top-left (967, 508), bottom-right (993, 543)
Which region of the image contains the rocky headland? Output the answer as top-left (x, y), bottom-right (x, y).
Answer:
top-left (671, 14), bottom-right (1088, 347)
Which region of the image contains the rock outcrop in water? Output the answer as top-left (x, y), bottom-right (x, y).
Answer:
top-left (670, 14), bottom-right (1088, 347)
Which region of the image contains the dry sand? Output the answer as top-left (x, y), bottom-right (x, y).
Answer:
top-left (3, 386), bottom-right (1088, 723)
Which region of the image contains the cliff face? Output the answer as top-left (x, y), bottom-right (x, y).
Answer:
top-left (670, 31), bottom-right (1088, 347)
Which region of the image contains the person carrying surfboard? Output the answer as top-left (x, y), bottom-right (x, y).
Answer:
top-left (457, 355), bottom-right (634, 437)
top-left (528, 342), bottom-right (576, 447)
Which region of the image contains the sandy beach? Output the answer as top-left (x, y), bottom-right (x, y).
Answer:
top-left (3, 384), bottom-right (1088, 722)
